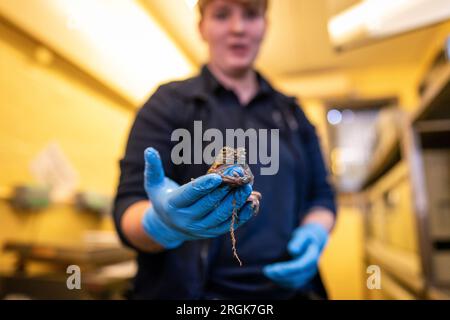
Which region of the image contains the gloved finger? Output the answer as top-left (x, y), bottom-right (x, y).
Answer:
top-left (263, 245), bottom-right (319, 283)
top-left (286, 262), bottom-right (319, 287)
top-left (262, 243), bottom-right (320, 281)
top-left (287, 229), bottom-right (312, 257)
top-left (170, 165), bottom-right (242, 209)
top-left (182, 166), bottom-right (246, 221)
top-left (198, 183), bottom-right (252, 228)
top-left (203, 202), bottom-right (254, 237)
top-left (221, 165), bottom-right (245, 177)
top-left (271, 266), bottom-right (318, 289)
top-left (168, 173), bottom-right (223, 208)
top-left (144, 148), bottom-right (166, 190)
top-left (182, 185), bottom-right (231, 220)
top-left (233, 201), bottom-right (255, 227)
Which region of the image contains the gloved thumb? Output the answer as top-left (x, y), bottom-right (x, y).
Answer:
top-left (288, 223), bottom-right (329, 257)
top-left (221, 165), bottom-right (245, 178)
top-left (144, 147), bottom-right (165, 189)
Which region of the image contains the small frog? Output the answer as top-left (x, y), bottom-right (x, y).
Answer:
top-left (207, 146), bottom-right (261, 214)
top-left (207, 147), bottom-right (262, 266)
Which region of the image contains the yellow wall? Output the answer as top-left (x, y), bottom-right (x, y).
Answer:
top-left (320, 201), bottom-right (365, 300)
top-left (0, 18), bottom-right (135, 272)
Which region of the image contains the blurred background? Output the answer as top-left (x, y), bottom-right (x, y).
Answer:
top-left (0, 0), bottom-right (449, 300)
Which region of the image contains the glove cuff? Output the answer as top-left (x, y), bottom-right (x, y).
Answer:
top-left (300, 222), bottom-right (329, 251)
top-left (141, 206), bottom-right (185, 249)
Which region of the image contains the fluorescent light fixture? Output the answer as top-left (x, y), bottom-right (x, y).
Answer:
top-left (0, 0), bottom-right (194, 105)
top-left (328, 0), bottom-right (450, 50)
top-left (185, 0), bottom-right (199, 10)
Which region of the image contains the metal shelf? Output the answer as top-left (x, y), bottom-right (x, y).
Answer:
top-left (362, 131), bottom-right (401, 189)
top-left (415, 119), bottom-right (450, 149)
top-left (3, 241), bottom-right (135, 272)
top-left (427, 286), bottom-right (450, 300)
top-left (365, 238), bottom-right (425, 295)
top-left (413, 63), bottom-right (450, 123)
top-left (362, 43), bottom-right (450, 299)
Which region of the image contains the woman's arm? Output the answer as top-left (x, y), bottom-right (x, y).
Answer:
top-left (301, 206), bottom-right (336, 232)
top-left (121, 200), bottom-right (165, 253)
top-left (294, 105), bottom-right (337, 232)
top-left (113, 84), bottom-right (182, 252)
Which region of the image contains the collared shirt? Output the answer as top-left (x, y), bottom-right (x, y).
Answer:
top-left (113, 65), bottom-right (336, 299)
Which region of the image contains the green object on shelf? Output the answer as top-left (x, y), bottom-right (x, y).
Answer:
top-left (11, 186), bottom-right (50, 210)
top-left (75, 191), bottom-right (112, 215)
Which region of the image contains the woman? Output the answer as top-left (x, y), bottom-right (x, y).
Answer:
top-left (113, 0), bottom-right (336, 299)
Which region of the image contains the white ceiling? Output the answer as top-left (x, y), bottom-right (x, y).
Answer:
top-left (143, 0), bottom-right (447, 77)
top-left (0, 0), bottom-right (194, 105)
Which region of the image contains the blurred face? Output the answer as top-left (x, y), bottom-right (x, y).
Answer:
top-left (199, 0), bottom-right (267, 75)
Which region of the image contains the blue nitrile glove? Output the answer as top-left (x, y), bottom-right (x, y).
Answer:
top-left (262, 223), bottom-right (329, 289)
top-left (142, 147), bottom-right (254, 249)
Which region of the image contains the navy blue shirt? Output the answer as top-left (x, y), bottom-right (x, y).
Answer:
top-left (113, 66), bottom-right (336, 299)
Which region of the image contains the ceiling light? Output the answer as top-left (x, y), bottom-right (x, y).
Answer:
top-left (327, 109), bottom-right (343, 125)
top-left (328, 0), bottom-right (450, 50)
